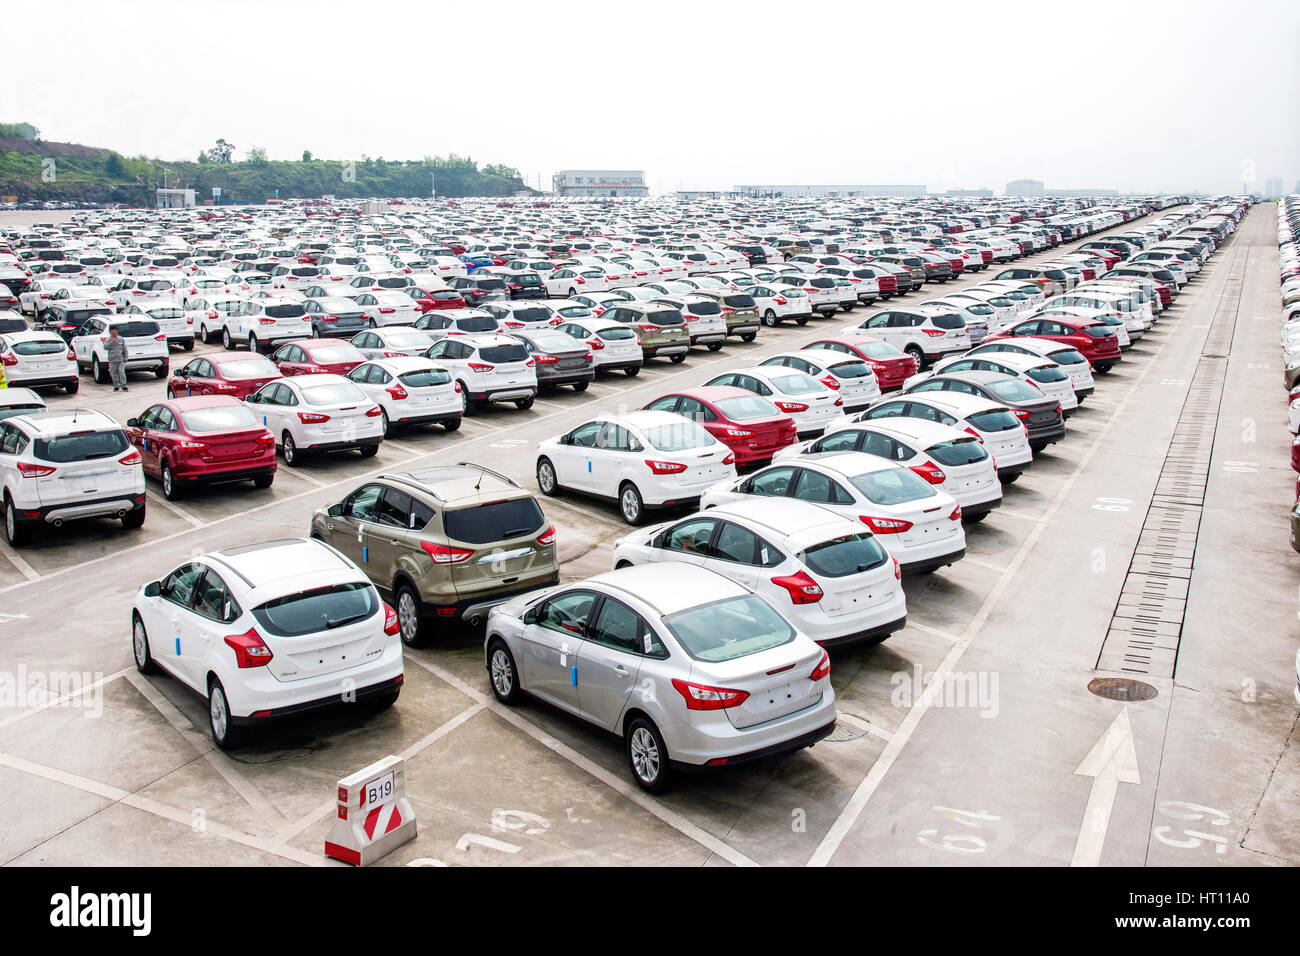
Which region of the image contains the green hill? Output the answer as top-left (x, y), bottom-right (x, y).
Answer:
top-left (0, 137), bottom-right (535, 205)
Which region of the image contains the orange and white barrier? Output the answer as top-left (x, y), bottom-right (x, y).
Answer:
top-left (325, 755), bottom-right (416, 866)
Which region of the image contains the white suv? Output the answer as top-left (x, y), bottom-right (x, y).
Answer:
top-left (0, 330), bottom-right (79, 393)
top-left (70, 315), bottom-right (170, 384)
top-left (130, 538), bottom-right (404, 749)
top-left (1, 409), bottom-right (146, 546)
top-left (221, 297), bottom-right (312, 352)
top-left (422, 333), bottom-right (538, 414)
top-left (844, 306), bottom-right (971, 368)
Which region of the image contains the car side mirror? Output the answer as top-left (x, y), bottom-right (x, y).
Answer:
top-left (143, 581), bottom-right (161, 598)
top-left (327, 503), bottom-right (343, 518)
top-left (522, 606), bottom-right (539, 626)
top-left (126, 417), bottom-right (139, 428)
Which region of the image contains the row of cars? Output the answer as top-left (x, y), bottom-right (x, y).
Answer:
top-left (1279, 197), bottom-right (1300, 579)
top-left (56, 197), bottom-right (1235, 796)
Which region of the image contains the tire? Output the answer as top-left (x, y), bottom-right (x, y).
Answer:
top-left (181, 339), bottom-right (194, 352)
top-left (624, 366), bottom-right (640, 377)
top-left (706, 343), bottom-right (722, 352)
top-left (121, 503), bottom-right (146, 529)
top-left (487, 639), bottom-right (523, 705)
top-left (1094, 362), bottom-right (1113, 374)
top-left (740, 333), bottom-right (756, 343)
top-left (154, 362), bottom-right (169, 379)
top-left (207, 678), bottom-right (243, 751)
top-left (222, 328), bottom-right (233, 350)
top-left (573, 380), bottom-right (588, 392)
top-left (132, 614), bottom-right (159, 675)
top-left (160, 463), bottom-right (181, 501)
top-left (669, 353), bottom-right (685, 364)
top-left (443, 416), bottom-right (461, 432)
top-left (247, 333), bottom-right (259, 354)
top-left (1030, 442), bottom-right (1048, 455)
top-left (395, 583), bottom-right (427, 647)
top-left (368, 318), bottom-right (377, 329)
top-left (762, 310), bottom-right (778, 327)
top-left (458, 381), bottom-right (474, 415)
top-left (964, 511), bottom-right (989, 524)
top-left (92, 356), bottom-right (108, 384)
top-left (253, 473), bottom-right (274, 489)
top-left (198, 324), bottom-right (211, 344)
top-left (64, 379), bottom-right (78, 395)
top-left (369, 688), bottom-right (400, 711)
top-left (380, 407), bottom-right (393, 438)
top-left (4, 499), bottom-right (30, 547)
top-left (282, 432), bottom-right (298, 466)
top-left (795, 317), bottom-right (808, 326)
top-left (359, 444), bottom-right (378, 458)
top-left (626, 715), bottom-right (671, 793)
top-left (619, 482), bottom-right (644, 525)
top-left (536, 457), bottom-right (559, 496)
top-left (1000, 472), bottom-right (1021, 485)
top-left (516, 396), bottom-right (534, 410)
top-left (905, 345), bottom-right (925, 368)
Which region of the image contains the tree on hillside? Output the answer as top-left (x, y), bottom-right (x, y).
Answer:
top-left (245, 146), bottom-right (268, 164)
top-left (104, 153), bottom-right (125, 177)
top-left (302, 149), bottom-right (312, 162)
top-left (206, 138), bottom-right (235, 164)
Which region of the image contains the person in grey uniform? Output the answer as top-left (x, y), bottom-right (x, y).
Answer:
top-left (106, 326), bottom-right (128, 391)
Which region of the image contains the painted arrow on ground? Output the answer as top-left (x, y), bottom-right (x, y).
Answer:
top-left (1070, 705), bottom-right (1141, 867)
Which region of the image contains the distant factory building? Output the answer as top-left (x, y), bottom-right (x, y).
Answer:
top-left (155, 188), bottom-right (195, 209)
top-left (735, 184), bottom-right (926, 198)
top-left (1005, 179), bottom-right (1044, 197)
top-left (552, 170), bottom-right (648, 197)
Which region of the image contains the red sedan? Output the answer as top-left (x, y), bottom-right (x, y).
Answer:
top-left (407, 286), bottom-right (467, 312)
top-left (983, 316), bottom-right (1123, 373)
top-left (804, 336), bottom-right (918, 391)
top-left (270, 338), bottom-right (365, 377)
top-left (642, 386), bottom-right (797, 467)
top-left (166, 352), bottom-right (283, 400)
top-left (124, 395), bottom-right (276, 500)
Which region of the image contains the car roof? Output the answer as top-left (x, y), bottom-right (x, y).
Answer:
top-left (894, 390), bottom-right (1001, 414)
top-left (586, 563), bottom-right (747, 617)
top-left (794, 450), bottom-right (900, 480)
top-left (702, 496), bottom-right (857, 541)
top-left (0, 386), bottom-right (44, 405)
top-left (844, 416), bottom-right (967, 444)
top-left (7, 408), bottom-right (117, 436)
top-left (382, 463), bottom-right (527, 506)
top-left (208, 537), bottom-right (363, 601)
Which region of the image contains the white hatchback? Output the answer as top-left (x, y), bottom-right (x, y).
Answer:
top-left (760, 349), bottom-right (882, 412)
top-left (244, 373), bottom-right (384, 466)
top-left (705, 366), bottom-right (845, 438)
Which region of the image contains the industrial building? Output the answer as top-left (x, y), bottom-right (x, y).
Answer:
top-left (155, 188), bottom-right (195, 209)
top-left (1004, 178), bottom-right (1045, 197)
top-left (552, 170), bottom-right (648, 197)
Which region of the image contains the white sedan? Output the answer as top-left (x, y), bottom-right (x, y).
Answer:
top-left (704, 366), bottom-right (845, 438)
top-left (535, 410), bottom-right (738, 525)
top-left (353, 290), bottom-right (420, 327)
top-left (759, 349), bottom-right (881, 411)
top-left (244, 373), bottom-right (383, 465)
top-left (349, 326), bottom-right (434, 359)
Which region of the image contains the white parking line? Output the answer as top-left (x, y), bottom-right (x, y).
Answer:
top-left (0, 541), bottom-right (41, 582)
top-left (0, 667), bottom-right (131, 730)
top-left (148, 493), bottom-right (205, 529)
top-left (280, 467), bottom-right (326, 488)
top-left (902, 620), bottom-right (961, 644)
top-left (407, 655), bottom-right (759, 867)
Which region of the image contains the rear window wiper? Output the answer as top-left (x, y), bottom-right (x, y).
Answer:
top-left (326, 611), bottom-right (369, 629)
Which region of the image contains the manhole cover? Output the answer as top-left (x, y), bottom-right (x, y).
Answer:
top-left (823, 723), bottom-right (871, 743)
top-left (1088, 677), bottom-right (1158, 702)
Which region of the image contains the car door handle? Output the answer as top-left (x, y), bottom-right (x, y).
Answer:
top-left (613, 664), bottom-right (629, 678)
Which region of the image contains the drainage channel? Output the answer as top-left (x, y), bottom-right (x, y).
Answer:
top-left (1095, 243), bottom-right (1247, 677)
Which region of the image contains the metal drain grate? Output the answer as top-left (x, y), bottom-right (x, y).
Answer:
top-left (1095, 242), bottom-right (1247, 678)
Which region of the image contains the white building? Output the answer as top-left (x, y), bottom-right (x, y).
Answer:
top-left (156, 188), bottom-right (195, 209)
top-left (552, 170), bottom-right (648, 197)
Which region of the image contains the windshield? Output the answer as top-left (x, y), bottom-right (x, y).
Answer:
top-left (927, 437), bottom-right (988, 467)
top-left (645, 421), bottom-right (715, 452)
top-left (479, 344), bottom-right (529, 364)
top-left (968, 408), bottom-right (1021, 431)
top-left (399, 368), bottom-right (452, 388)
top-left (443, 498), bottom-right (544, 544)
top-left (34, 429), bottom-right (130, 463)
top-left (850, 467), bottom-right (936, 505)
top-left (309, 346), bottom-right (360, 363)
top-left (180, 405), bottom-right (260, 432)
top-left (220, 358), bottom-right (279, 379)
top-left (715, 395), bottom-right (780, 421)
top-left (12, 340), bottom-right (66, 356)
top-left (665, 594), bottom-right (795, 663)
top-left (115, 321), bottom-right (160, 337)
top-left (802, 533), bottom-right (888, 578)
top-left (987, 379), bottom-right (1043, 402)
top-left (253, 582), bottom-right (377, 637)
top-left (771, 373), bottom-right (824, 395)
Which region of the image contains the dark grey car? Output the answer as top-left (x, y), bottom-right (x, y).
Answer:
top-left (507, 329), bottom-right (594, 391)
top-left (304, 296), bottom-right (369, 337)
top-left (904, 370), bottom-right (1066, 452)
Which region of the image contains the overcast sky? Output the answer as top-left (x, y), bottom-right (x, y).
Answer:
top-left (5, 0), bottom-right (1297, 196)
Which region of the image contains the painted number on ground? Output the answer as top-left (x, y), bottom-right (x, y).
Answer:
top-left (1092, 497), bottom-right (1131, 512)
top-left (1221, 460), bottom-right (1256, 474)
top-left (917, 806), bottom-right (1002, 855)
top-left (1152, 801), bottom-right (1230, 855)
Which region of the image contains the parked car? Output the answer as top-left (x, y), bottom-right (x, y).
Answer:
top-left (344, 357), bottom-right (463, 437)
top-left (168, 353), bottom-right (283, 400)
top-left (705, 366), bottom-right (845, 438)
top-left (422, 333), bottom-right (538, 413)
top-left (244, 373), bottom-right (383, 465)
top-left (0, 329), bottom-right (79, 393)
top-left (642, 386), bottom-right (798, 467)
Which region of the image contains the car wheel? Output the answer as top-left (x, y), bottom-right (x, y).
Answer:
top-left (359, 443), bottom-right (378, 458)
top-left (669, 353), bottom-right (685, 364)
top-left (619, 483), bottom-right (644, 525)
top-left (762, 310), bottom-right (778, 327)
top-left (1000, 472), bottom-right (1021, 485)
top-left (368, 318), bottom-right (377, 329)
top-left (248, 333), bottom-right (259, 354)
top-left (1094, 362), bottom-right (1113, 374)
top-left (443, 417), bottom-right (461, 432)
top-left (740, 333), bottom-right (756, 343)
top-left (395, 583), bottom-right (427, 647)
top-left (707, 343), bottom-right (722, 352)
top-left (222, 328), bottom-right (233, 350)
top-left (624, 366), bottom-right (640, 377)
top-left (282, 432), bottom-right (298, 466)
top-left (208, 678), bottom-right (242, 750)
top-left (182, 339), bottom-right (194, 351)
top-left (369, 688), bottom-right (400, 711)
top-left (64, 379), bottom-right (79, 395)
top-left (458, 381), bottom-right (474, 415)
top-left (253, 473), bottom-right (274, 489)
top-left (516, 396), bottom-right (534, 410)
top-left (380, 408), bottom-right (392, 438)
top-left (573, 380), bottom-right (588, 392)
top-left (1030, 442), bottom-right (1047, 455)
top-left (905, 345), bottom-right (925, 368)
top-left (121, 504), bottom-right (146, 529)
top-left (198, 324), bottom-right (209, 344)
top-left (160, 463), bottom-right (180, 501)
top-left (487, 639), bottom-right (523, 704)
top-left (4, 498), bottom-right (29, 547)
top-left (964, 511), bottom-right (989, 524)
top-left (132, 614), bottom-right (159, 675)
top-left (626, 715), bottom-right (671, 793)
top-left (154, 362), bottom-right (169, 379)
top-left (537, 457), bottom-right (559, 496)
top-left (92, 356), bottom-right (107, 384)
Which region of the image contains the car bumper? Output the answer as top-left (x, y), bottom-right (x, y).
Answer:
top-left (225, 643), bottom-right (405, 720)
top-left (1028, 421), bottom-right (1066, 445)
top-left (301, 436), bottom-right (382, 454)
top-left (428, 573), bottom-right (561, 624)
top-left (663, 691), bottom-right (838, 768)
top-left (899, 544), bottom-right (966, 575)
top-left (13, 491), bottom-right (147, 525)
top-left (472, 386), bottom-right (538, 404)
top-left (172, 462), bottom-right (276, 485)
top-left (538, 369), bottom-right (596, 386)
top-left (792, 588), bottom-right (907, 646)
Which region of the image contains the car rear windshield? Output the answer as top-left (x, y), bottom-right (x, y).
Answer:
top-left (34, 429), bottom-right (129, 463)
top-left (0, 403), bottom-right (43, 421)
top-left (302, 382), bottom-right (365, 405)
top-left (220, 358), bottom-right (279, 379)
top-left (456, 316), bottom-right (497, 332)
top-left (968, 408), bottom-right (1021, 431)
top-left (475, 278), bottom-right (507, 290)
top-left (64, 308), bottom-right (111, 324)
top-left (181, 405), bottom-right (259, 432)
top-left (987, 379), bottom-right (1044, 403)
top-left (265, 304), bottom-right (306, 319)
top-left (597, 327), bottom-right (636, 341)
top-left (478, 344), bottom-right (529, 364)
top-left (399, 368), bottom-right (452, 388)
top-left (850, 468), bottom-right (936, 505)
top-left (828, 360), bottom-right (873, 379)
top-left (665, 594), bottom-right (795, 663)
top-left (385, 330), bottom-right (429, 348)
top-left (645, 420), bottom-right (714, 452)
top-left (513, 274), bottom-right (542, 286)
top-left (802, 533), bottom-right (888, 578)
top-left (510, 308), bottom-right (550, 324)
top-left (722, 295), bottom-right (755, 309)
top-left (644, 309), bottom-right (684, 327)
top-left (928, 313), bottom-right (965, 329)
top-left (772, 373), bottom-right (823, 395)
top-left (116, 321), bottom-right (160, 337)
top-left (147, 308), bottom-right (184, 319)
top-left (715, 395), bottom-right (779, 421)
top-left (1049, 348), bottom-right (1086, 365)
top-left (689, 301), bottom-right (721, 316)
top-left (1027, 365), bottom-right (1068, 383)
top-left (558, 306), bottom-right (593, 319)
top-left (12, 339), bottom-right (65, 356)
top-left (927, 437), bottom-right (988, 467)
top-left (308, 346), bottom-right (359, 363)
top-left (443, 497), bottom-right (544, 545)
top-left (253, 582), bottom-right (377, 638)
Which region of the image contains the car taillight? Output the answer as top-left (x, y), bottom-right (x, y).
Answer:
top-left (809, 650), bottom-right (831, 682)
top-left (819, 375), bottom-right (840, 390)
top-left (671, 678), bottom-right (750, 711)
top-left (255, 433), bottom-right (275, 445)
top-left (420, 540), bottom-right (473, 564)
top-left (535, 353), bottom-right (558, 364)
top-left (223, 627), bottom-right (273, 668)
top-left (0, 353), bottom-right (16, 366)
top-left (364, 405), bottom-right (383, 417)
top-left (892, 556), bottom-right (901, 580)
top-left (950, 505), bottom-right (963, 521)
top-left (860, 515), bottom-right (912, 533)
top-left (921, 328), bottom-right (946, 336)
top-left (16, 461), bottom-right (56, 477)
top-left (722, 452), bottom-right (736, 465)
top-left (833, 396), bottom-right (843, 407)
top-left (963, 427), bottom-right (984, 443)
top-left (468, 361), bottom-right (494, 371)
top-left (298, 412), bottom-right (330, 423)
top-left (386, 384), bottom-right (408, 399)
top-left (378, 307), bottom-right (395, 314)
top-left (177, 441), bottom-right (208, 454)
top-left (644, 459), bottom-right (687, 475)
top-left (586, 338), bottom-right (604, 350)
top-left (910, 460), bottom-right (946, 484)
top-left (1055, 405), bottom-right (1062, 416)
top-left (775, 401), bottom-right (808, 413)
top-left (538, 524), bottom-right (556, 545)
top-left (382, 602), bottom-right (400, 636)
top-left (721, 428), bottom-right (753, 439)
top-left (771, 570), bottom-right (823, 605)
